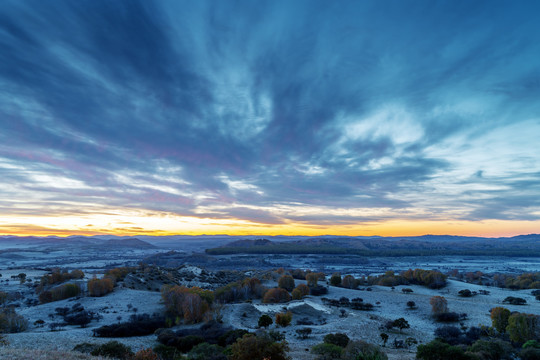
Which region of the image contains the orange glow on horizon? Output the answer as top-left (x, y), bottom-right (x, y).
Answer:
top-left (0, 213), bottom-right (538, 238)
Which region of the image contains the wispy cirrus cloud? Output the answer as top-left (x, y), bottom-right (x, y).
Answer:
top-left (1, 0), bottom-right (539, 235)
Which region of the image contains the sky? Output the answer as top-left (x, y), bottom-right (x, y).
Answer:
top-left (1, 0), bottom-right (540, 237)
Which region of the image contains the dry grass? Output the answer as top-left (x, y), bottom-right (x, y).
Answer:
top-left (0, 348), bottom-right (109, 360)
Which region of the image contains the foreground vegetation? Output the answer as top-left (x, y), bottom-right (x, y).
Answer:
top-left (1, 264), bottom-right (539, 360)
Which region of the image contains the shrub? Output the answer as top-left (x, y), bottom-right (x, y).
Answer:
top-left (214, 277), bottom-right (265, 303)
top-left (104, 267), bottom-right (136, 282)
top-left (330, 273), bottom-right (342, 287)
top-left (0, 308), bottom-right (28, 333)
top-left (258, 314), bottom-right (273, 328)
top-left (94, 313), bottom-right (165, 337)
top-left (292, 284), bottom-right (309, 300)
top-left (312, 343), bottom-right (343, 359)
top-left (133, 348), bottom-right (159, 360)
top-left (351, 302), bottom-right (374, 311)
top-left (263, 288), bottom-right (291, 304)
top-left (275, 311), bottom-right (292, 327)
top-left (278, 275), bottom-right (295, 292)
top-left (37, 269), bottom-right (85, 290)
top-left (506, 313), bottom-right (539, 344)
top-left (309, 285), bottom-right (328, 296)
top-left (218, 329), bottom-right (250, 347)
top-left (161, 285), bottom-right (212, 324)
top-left (434, 312), bottom-right (462, 323)
top-left (502, 296), bottom-right (526, 305)
top-left (468, 338), bottom-right (513, 360)
top-left (401, 288), bottom-right (413, 294)
top-left (90, 341), bottom-right (133, 359)
top-left (0, 291), bottom-right (7, 306)
top-left (406, 301), bottom-right (416, 309)
top-left (88, 278), bottom-right (114, 297)
top-left (153, 344), bottom-right (180, 360)
top-left (296, 327), bottom-right (312, 339)
top-left (73, 342), bottom-right (98, 354)
top-left (187, 342), bottom-right (227, 360)
top-left (392, 318), bottom-right (410, 333)
top-left (458, 289), bottom-right (473, 297)
top-left (341, 340), bottom-right (388, 360)
top-left (434, 326), bottom-right (462, 345)
top-left (520, 347), bottom-right (540, 360)
top-left (306, 273), bottom-right (323, 287)
top-left (323, 333), bottom-right (350, 348)
top-left (491, 307), bottom-right (511, 333)
top-left (523, 340), bottom-right (540, 349)
top-left (401, 269), bottom-right (447, 289)
top-left (39, 283), bottom-right (81, 303)
top-left (174, 335), bottom-right (206, 353)
top-left (342, 275), bottom-right (359, 289)
top-left (416, 339), bottom-right (466, 360)
top-left (430, 296), bottom-right (448, 315)
top-left (229, 333), bottom-right (290, 360)
top-left (291, 288), bottom-right (302, 300)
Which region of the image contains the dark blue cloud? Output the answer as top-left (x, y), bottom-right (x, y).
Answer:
top-left (1, 0), bottom-right (539, 226)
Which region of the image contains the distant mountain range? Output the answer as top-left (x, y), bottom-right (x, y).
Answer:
top-left (1, 234), bottom-right (539, 256)
top-left (205, 234), bottom-right (540, 257)
top-left (0, 236), bottom-right (156, 250)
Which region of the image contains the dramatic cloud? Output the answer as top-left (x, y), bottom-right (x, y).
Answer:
top-left (1, 0), bottom-right (539, 235)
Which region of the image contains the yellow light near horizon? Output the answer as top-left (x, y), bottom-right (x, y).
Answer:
top-left (0, 212), bottom-right (538, 238)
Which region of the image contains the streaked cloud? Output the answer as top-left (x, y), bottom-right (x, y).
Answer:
top-left (1, 0), bottom-right (539, 236)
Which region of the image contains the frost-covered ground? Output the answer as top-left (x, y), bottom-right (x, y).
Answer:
top-left (1, 264), bottom-right (539, 359)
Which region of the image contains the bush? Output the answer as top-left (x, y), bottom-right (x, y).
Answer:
top-left (278, 275), bottom-right (295, 292)
top-left (468, 338), bottom-right (513, 360)
top-left (214, 278), bottom-right (266, 304)
top-left (258, 314), bottom-right (273, 328)
top-left (523, 340), bottom-right (540, 349)
top-left (229, 333), bottom-right (290, 360)
top-left (263, 288), bottom-right (291, 304)
top-left (416, 339), bottom-right (467, 360)
top-left (309, 285), bottom-right (328, 296)
top-left (153, 344), bottom-right (180, 360)
top-left (0, 308), bottom-right (28, 333)
top-left (434, 326), bottom-right (462, 345)
top-left (351, 302), bottom-right (374, 311)
top-left (296, 327), bottom-right (312, 339)
top-left (161, 285), bottom-right (213, 324)
top-left (73, 342), bottom-right (98, 354)
top-left (391, 318), bottom-right (410, 332)
top-left (218, 329), bottom-right (250, 347)
top-left (323, 333), bottom-right (350, 348)
top-left (133, 348), bottom-right (159, 360)
top-left (330, 273), bottom-right (342, 287)
top-left (434, 312), bottom-right (462, 323)
top-left (458, 289), bottom-right (473, 297)
top-left (94, 313), bottom-right (165, 337)
top-left (88, 278), bottom-right (114, 297)
top-left (406, 301), bottom-right (416, 309)
top-left (520, 347), bottom-right (540, 360)
top-left (341, 340), bottom-right (388, 360)
top-left (39, 283), bottom-right (81, 303)
top-left (275, 311), bottom-right (292, 327)
top-left (342, 275), bottom-right (359, 289)
top-left (401, 269), bottom-right (447, 289)
top-left (311, 343), bottom-right (343, 359)
top-left (292, 284), bottom-right (309, 300)
top-left (90, 341), bottom-right (133, 359)
top-left (430, 296), bottom-right (448, 315)
top-left (187, 342), bottom-right (227, 360)
top-left (502, 296), bottom-right (526, 305)
top-left (506, 313), bottom-right (539, 344)
top-left (491, 307), bottom-right (511, 333)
